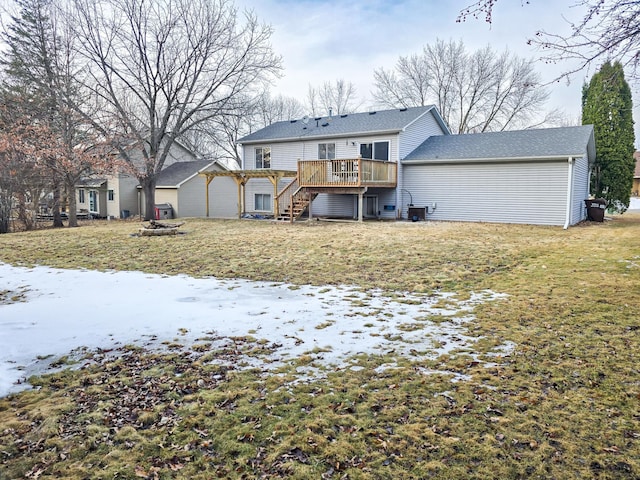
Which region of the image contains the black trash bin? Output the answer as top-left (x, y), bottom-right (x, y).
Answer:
top-left (584, 198), bottom-right (607, 222)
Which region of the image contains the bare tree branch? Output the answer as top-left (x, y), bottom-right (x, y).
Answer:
top-left (66, 0), bottom-right (282, 219)
top-left (372, 39), bottom-right (551, 133)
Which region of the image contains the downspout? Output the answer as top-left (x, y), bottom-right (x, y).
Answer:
top-left (563, 156), bottom-right (574, 230)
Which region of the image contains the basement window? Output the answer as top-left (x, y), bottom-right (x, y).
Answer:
top-left (254, 193), bottom-right (271, 212)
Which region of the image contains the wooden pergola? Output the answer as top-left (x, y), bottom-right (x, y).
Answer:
top-left (199, 169), bottom-right (297, 219)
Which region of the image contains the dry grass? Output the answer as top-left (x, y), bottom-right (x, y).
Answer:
top-left (1, 215), bottom-right (639, 479)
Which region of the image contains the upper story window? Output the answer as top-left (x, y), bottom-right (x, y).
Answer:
top-left (255, 147), bottom-right (271, 169)
top-left (318, 143), bottom-right (336, 160)
top-left (360, 141), bottom-right (389, 161)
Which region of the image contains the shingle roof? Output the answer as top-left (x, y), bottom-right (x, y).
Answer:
top-left (155, 160), bottom-right (217, 187)
top-left (76, 178), bottom-right (107, 188)
top-left (403, 125), bottom-right (595, 163)
top-left (238, 105), bottom-right (448, 143)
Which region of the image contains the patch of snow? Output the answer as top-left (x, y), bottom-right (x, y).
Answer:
top-left (0, 263), bottom-right (509, 396)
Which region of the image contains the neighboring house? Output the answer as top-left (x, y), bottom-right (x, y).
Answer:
top-left (75, 139), bottom-right (200, 218)
top-left (234, 105), bottom-right (595, 227)
top-left (633, 151), bottom-right (640, 196)
top-left (150, 160), bottom-right (237, 218)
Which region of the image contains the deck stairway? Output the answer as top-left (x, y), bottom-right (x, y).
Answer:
top-left (276, 191), bottom-right (315, 221)
top-left (275, 176), bottom-right (317, 222)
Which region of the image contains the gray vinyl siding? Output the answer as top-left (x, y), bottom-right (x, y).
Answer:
top-left (366, 188), bottom-right (398, 219)
top-left (116, 175), bottom-right (140, 218)
top-left (178, 175), bottom-right (237, 218)
top-left (570, 154), bottom-right (590, 225)
top-left (396, 111), bottom-right (448, 210)
top-left (311, 194), bottom-right (355, 218)
top-left (399, 112), bottom-right (448, 159)
top-left (402, 161), bottom-right (569, 226)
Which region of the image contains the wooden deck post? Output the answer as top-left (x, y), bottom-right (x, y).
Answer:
top-left (358, 190), bottom-right (364, 222)
top-left (204, 175), bottom-right (213, 217)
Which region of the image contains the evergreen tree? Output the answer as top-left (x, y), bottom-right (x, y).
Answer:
top-left (582, 61), bottom-right (636, 212)
top-left (1, 0), bottom-right (104, 227)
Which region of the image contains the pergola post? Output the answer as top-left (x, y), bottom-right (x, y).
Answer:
top-left (230, 176), bottom-right (246, 219)
top-left (267, 175), bottom-right (280, 218)
top-left (199, 170), bottom-right (296, 220)
top-left (204, 175), bottom-right (213, 217)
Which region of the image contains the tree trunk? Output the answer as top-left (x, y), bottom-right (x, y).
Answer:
top-left (52, 176), bottom-right (64, 228)
top-left (141, 177), bottom-right (157, 221)
top-left (66, 178), bottom-right (78, 227)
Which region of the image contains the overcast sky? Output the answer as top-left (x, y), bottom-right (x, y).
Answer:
top-left (238, 0), bottom-right (640, 145)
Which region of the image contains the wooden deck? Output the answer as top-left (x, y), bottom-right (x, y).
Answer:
top-left (298, 158), bottom-right (397, 188)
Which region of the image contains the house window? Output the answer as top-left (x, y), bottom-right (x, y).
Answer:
top-left (360, 141), bottom-right (389, 161)
top-left (255, 193), bottom-right (271, 212)
top-left (78, 189), bottom-right (85, 203)
top-left (255, 147), bottom-right (271, 169)
top-left (108, 189), bottom-right (114, 201)
top-left (318, 143), bottom-right (336, 160)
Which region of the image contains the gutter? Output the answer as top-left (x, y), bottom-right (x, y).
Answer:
top-left (239, 128), bottom-right (404, 145)
top-left (563, 156), bottom-right (574, 230)
top-left (402, 154), bottom-right (586, 165)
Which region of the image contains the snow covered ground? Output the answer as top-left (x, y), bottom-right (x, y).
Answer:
top-left (0, 263), bottom-right (510, 397)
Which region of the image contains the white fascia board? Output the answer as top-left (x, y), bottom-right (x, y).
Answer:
top-left (402, 155), bottom-right (581, 165)
top-left (401, 106), bottom-right (451, 136)
top-left (238, 129), bottom-right (403, 145)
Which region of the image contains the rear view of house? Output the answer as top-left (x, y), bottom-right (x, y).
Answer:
top-left (236, 106), bottom-right (450, 221)
top-left (228, 105), bottom-right (595, 227)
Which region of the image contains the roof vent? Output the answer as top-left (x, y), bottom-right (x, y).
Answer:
top-left (314, 116), bottom-right (322, 121)
top-left (290, 119), bottom-right (297, 123)
top-left (399, 107), bottom-right (407, 112)
top-left (369, 111), bottom-right (376, 115)
top-left (321, 122), bottom-right (329, 127)
top-left (340, 114), bottom-right (348, 118)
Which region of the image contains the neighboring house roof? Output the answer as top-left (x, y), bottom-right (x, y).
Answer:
top-left (403, 125), bottom-right (596, 164)
top-left (154, 160), bottom-right (223, 188)
top-left (76, 178), bottom-right (107, 188)
top-left (237, 105), bottom-right (450, 144)
top-left (634, 151), bottom-right (640, 178)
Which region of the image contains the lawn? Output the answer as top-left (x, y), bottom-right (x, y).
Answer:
top-left (1, 216), bottom-right (639, 479)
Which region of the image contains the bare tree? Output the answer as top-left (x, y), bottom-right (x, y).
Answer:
top-left (372, 39), bottom-right (551, 133)
top-left (306, 79), bottom-right (361, 116)
top-left (458, 1), bottom-right (640, 82)
top-left (183, 91), bottom-right (303, 169)
top-left (373, 51), bottom-right (433, 109)
top-left (68, 0), bottom-right (281, 219)
top-left (255, 92), bottom-right (306, 126)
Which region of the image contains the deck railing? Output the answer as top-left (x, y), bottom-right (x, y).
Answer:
top-left (275, 176), bottom-right (299, 219)
top-left (298, 158), bottom-right (397, 188)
